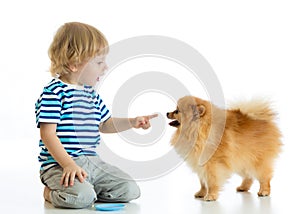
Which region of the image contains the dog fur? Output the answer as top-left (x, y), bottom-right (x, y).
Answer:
top-left (167, 96), bottom-right (282, 201)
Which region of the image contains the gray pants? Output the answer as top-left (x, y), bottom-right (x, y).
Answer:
top-left (40, 156), bottom-right (140, 208)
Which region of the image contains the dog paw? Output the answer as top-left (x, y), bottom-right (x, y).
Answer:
top-left (236, 186), bottom-right (250, 192)
top-left (194, 190), bottom-right (206, 198)
top-left (204, 194), bottom-right (217, 201)
top-left (257, 190), bottom-right (270, 197)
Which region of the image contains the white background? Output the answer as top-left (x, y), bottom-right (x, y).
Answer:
top-left (0, 0), bottom-right (299, 213)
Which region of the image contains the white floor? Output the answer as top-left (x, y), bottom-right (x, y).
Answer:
top-left (0, 139), bottom-right (298, 214)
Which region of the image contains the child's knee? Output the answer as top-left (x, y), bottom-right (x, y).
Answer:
top-left (125, 181), bottom-right (140, 201)
top-left (99, 181), bottom-right (140, 202)
top-left (51, 182), bottom-right (96, 209)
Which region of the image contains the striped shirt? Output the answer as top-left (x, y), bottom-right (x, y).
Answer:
top-left (35, 78), bottom-right (111, 171)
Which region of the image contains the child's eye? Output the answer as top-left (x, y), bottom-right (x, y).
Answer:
top-left (97, 62), bottom-right (103, 65)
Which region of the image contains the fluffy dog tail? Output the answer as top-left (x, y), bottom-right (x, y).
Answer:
top-left (229, 98), bottom-right (276, 121)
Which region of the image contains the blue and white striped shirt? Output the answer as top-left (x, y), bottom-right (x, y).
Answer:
top-left (35, 78), bottom-right (111, 171)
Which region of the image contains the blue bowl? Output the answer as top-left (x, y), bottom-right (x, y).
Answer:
top-left (95, 204), bottom-right (125, 211)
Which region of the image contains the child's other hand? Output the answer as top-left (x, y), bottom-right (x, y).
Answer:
top-left (60, 163), bottom-right (88, 187)
top-left (132, 114), bottom-right (158, 129)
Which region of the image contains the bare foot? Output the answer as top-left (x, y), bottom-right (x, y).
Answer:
top-left (43, 186), bottom-right (52, 202)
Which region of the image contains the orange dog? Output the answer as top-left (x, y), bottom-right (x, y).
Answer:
top-left (167, 96), bottom-right (282, 201)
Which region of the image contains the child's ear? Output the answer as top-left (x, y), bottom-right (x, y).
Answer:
top-left (69, 64), bottom-right (78, 72)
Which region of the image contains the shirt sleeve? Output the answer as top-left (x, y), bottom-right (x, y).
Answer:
top-left (35, 88), bottom-right (62, 128)
top-left (97, 94), bottom-right (111, 123)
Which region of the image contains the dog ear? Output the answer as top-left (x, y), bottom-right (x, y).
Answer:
top-left (191, 104), bottom-right (206, 120)
top-left (198, 105), bottom-right (206, 116)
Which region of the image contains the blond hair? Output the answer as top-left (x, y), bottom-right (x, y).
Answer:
top-left (48, 22), bottom-right (109, 77)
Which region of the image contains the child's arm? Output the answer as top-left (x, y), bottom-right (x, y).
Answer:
top-left (40, 123), bottom-right (88, 187)
top-left (99, 114), bottom-right (158, 133)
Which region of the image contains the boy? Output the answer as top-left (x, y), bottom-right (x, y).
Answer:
top-left (35, 22), bottom-right (157, 208)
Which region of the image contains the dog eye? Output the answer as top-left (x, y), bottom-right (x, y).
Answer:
top-left (174, 110), bottom-right (179, 114)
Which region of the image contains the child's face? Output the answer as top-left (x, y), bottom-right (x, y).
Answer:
top-left (78, 55), bottom-right (108, 86)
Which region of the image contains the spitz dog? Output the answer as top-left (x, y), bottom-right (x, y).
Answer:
top-left (167, 96), bottom-right (282, 201)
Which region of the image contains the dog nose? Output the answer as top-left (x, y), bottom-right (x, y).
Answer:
top-left (166, 113), bottom-right (169, 117)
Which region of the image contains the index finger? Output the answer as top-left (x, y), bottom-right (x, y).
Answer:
top-left (148, 114), bottom-right (159, 119)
